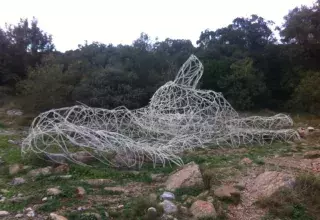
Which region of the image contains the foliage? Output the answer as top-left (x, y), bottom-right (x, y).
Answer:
top-left (1, 1), bottom-right (320, 113)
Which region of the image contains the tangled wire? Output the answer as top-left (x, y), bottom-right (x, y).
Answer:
top-left (21, 55), bottom-right (299, 167)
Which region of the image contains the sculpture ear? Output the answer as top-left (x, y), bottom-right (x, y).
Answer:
top-left (173, 55), bottom-right (204, 89)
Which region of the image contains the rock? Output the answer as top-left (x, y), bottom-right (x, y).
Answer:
top-left (308, 126), bottom-right (315, 132)
top-left (160, 200), bottom-right (177, 214)
top-left (240, 157), bottom-right (252, 165)
top-left (190, 200), bottom-right (217, 219)
top-left (47, 188), bottom-right (62, 196)
top-left (117, 204), bottom-right (124, 209)
top-left (213, 185), bottom-right (240, 200)
top-left (76, 186), bottom-right (86, 197)
top-left (28, 166), bottom-right (52, 177)
top-left (85, 179), bottom-right (115, 186)
top-left (50, 213), bottom-right (68, 220)
top-left (147, 207), bottom-right (157, 218)
top-left (0, 211), bottom-right (9, 216)
top-left (42, 197), bottom-right (48, 201)
top-left (58, 175), bottom-right (72, 179)
top-left (6, 109), bottom-right (23, 116)
top-left (165, 162), bottom-right (203, 191)
top-left (0, 189), bottom-right (9, 194)
top-left (160, 192), bottom-right (175, 200)
top-left (25, 208), bottom-right (35, 217)
top-left (53, 164), bottom-right (69, 174)
top-left (0, 195), bottom-right (6, 203)
top-left (11, 177), bottom-right (26, 185)
top-left (304, 150), bottom-right (320, 159)
top-left (247, 171), bottom-right (295, 201)
top-left (104, 186), bottom-right (127, 193)
top-left (9, 164), bottom-right (23, 175)
top-left (15, 213), bottom-right (24, 218)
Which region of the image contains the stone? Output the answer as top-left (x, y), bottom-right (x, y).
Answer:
top-left (0, 211), bottom-right (9, 216)
top-left (6, 109), bottom-right (23, 116)
top-left (76, 186), bottom-right (86, 197)
top-left (47, 188), bottom-right (62, 196)
top-left (247, 171), bottom-right (295, 201)
top-left (308, 126), bottom-right (315, 132)
top-left (160, 192), bottom-right (175, 200)
top-left (58, 175), bottom-right (72, 179)
top-left (25, 208), bottom-right (35, 217)
top-left (240, 157), bottom-right (252, 165)
top-left (104, 186), bottom-right (127, 193)
top-left (42, 197), bottom-right (48, 201)
top-left (53, 164), bottom-right (69, 174)
top-left (0, 189), bottom-right (9, 194)
top-left (304, 150), bottom-right (320, 159)
top-left (160, 200), bottom-right (177, 214)
top-left (0, 195), bottom-right (6, 203)
top-left (15, 213), bottom-right (24, 218)
top-left (11, 177), bottom-right (26, 185)
top-left (85, 179), bottom-right (115, 186)
top-left (165, 162), bottom-right (203, 191)
top-left (117, 204), bottom-right (124, 209)
top-left (190, 200), bottom-right (217, 219)
top-left (28, 166), bottom-right (52, 177)
top-left (213, 185), bottom-right (240, 199)
top-left (50, 213), bottom-right (68, 220)
top-left (147, 207), bottom-right (157, 218)
top-left (9, 164), bottom-right (23, 175)
top-left (234, 182), bottom-right (246, 190)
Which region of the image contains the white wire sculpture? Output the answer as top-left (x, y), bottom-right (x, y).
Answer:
top-left (21, 55), bottom-right (299, 168)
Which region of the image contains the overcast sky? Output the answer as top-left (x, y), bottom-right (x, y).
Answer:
top-left (0, 0), bottom-right (316, 51)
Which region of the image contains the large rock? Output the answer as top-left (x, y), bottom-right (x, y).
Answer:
top-left (165, 162), bottom-right (204, 191)
top-left (247, 171), bottom-right (295, 201)
top-left (190, 200), bottom-right (217, 219)
top-left (28, 167), bottom-right (52, 177)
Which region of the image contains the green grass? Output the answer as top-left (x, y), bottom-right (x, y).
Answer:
top-left (257, 173), bottom-right (320, 220)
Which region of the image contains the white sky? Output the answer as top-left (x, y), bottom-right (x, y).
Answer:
top-left (0, 0), bottom-right (315, 51)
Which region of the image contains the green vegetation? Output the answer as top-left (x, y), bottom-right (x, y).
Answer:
top-left (257, 174), bottom-right (320, 220)
top-left (0, 2), bottom-right (319, 114)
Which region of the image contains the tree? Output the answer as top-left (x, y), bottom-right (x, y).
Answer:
top-left (0, 17), bottom-right (54, 86)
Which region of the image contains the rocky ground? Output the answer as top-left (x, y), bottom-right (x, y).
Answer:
top-left (0, 111), bottom-right (319, 220)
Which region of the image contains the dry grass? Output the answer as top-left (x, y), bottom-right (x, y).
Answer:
top-left (256, 173), bottom-right (320, 220)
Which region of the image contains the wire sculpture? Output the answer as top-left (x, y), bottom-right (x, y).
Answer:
top-left (21, 55), bottom-right (299, 168)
